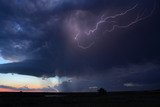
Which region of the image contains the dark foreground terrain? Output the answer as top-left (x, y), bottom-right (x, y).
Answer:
top-left (0, 91), bottom-right (160, 107)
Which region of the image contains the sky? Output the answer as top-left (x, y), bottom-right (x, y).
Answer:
top-left (0, 0), bottom-right (160, 92)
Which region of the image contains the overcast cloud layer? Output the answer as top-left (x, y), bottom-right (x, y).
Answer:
top-left (0, 0), bottom-right (160, 91)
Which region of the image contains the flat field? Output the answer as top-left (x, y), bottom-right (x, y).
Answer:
top-left (0, 91), bottom-right (160, 107)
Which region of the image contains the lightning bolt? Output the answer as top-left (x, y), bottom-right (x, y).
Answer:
top-left (75, 32), bottom-right (95, 49)
top-left (75, 1), bottom-right (156, 49)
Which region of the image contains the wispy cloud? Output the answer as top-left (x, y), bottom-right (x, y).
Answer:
top-left (124, 83), bottom-right (143, 87)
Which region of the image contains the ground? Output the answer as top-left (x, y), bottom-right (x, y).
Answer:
top-left (0, 91), bottom-right (160, 107)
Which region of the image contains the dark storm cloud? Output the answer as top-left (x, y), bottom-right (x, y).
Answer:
top-left (0, 60), bottom-right (54, 77)
top-left (0, 0), bottom-right (160, 91)
top-left (56, 62), bottom-right (160, 92)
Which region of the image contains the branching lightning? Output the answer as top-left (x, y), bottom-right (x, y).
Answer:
top-left (74, 1), bottom-right (156, 49)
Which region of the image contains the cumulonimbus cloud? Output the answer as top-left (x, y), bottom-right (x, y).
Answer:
top-left (0, 0), bottom-right (159, 92)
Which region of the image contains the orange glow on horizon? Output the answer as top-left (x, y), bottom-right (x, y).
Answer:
top-left (0, 88), bottom-right (18, 92)
top-left (0, 88), bottom-right (47, 92)
top-left (0, 88), bottom-right (58, 92)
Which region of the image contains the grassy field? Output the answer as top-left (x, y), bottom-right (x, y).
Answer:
top-left (0, 91), bottom-right (160, 107)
